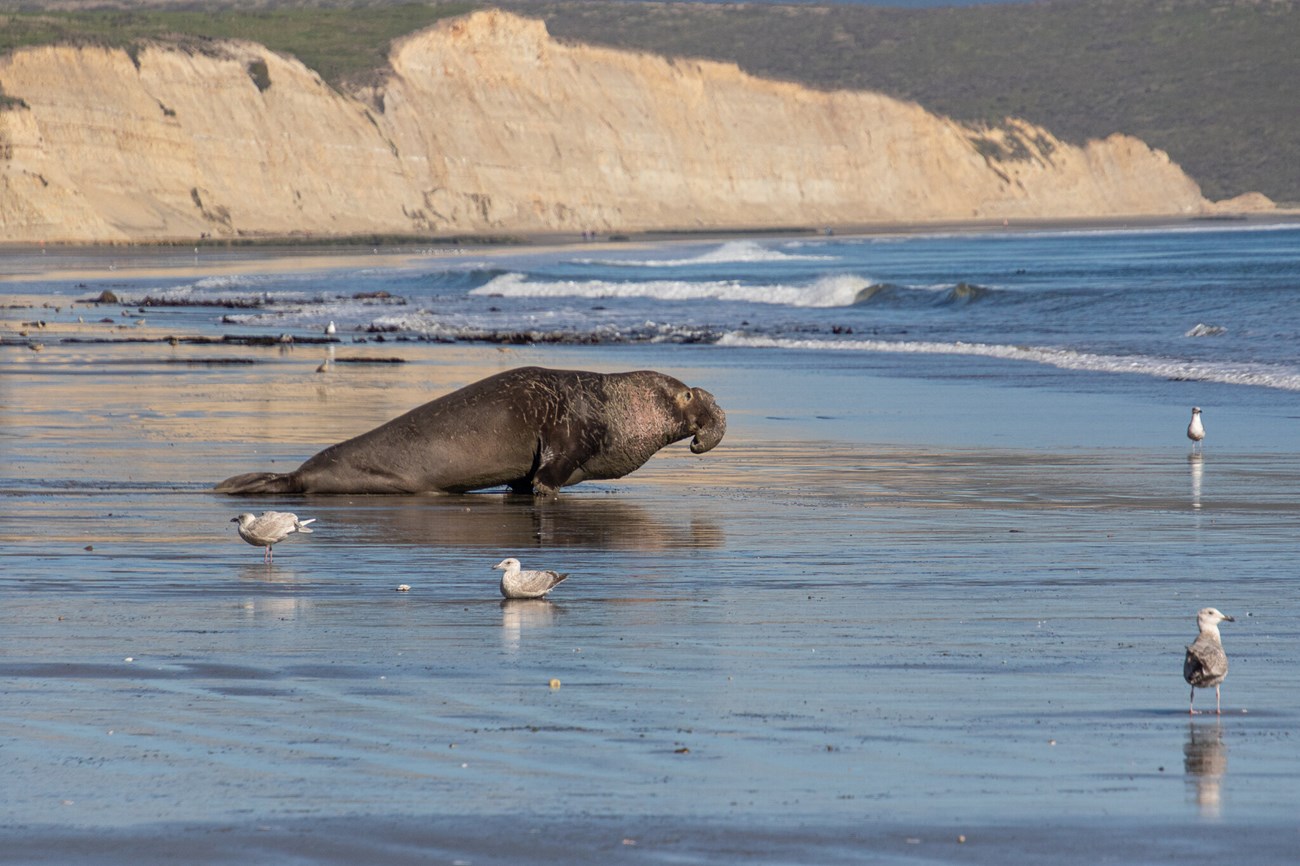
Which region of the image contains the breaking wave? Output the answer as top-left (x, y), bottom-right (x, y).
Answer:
top-left (471, 272), bottom-right (876, 307)
top-left (571, 240), bottom-right (837, 268)
top-left (716, 333), bottom-right (1300, 392)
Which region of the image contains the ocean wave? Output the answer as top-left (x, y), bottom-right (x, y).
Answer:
top-left (83, 274), bottom-right (308, 307)
top-left (716, 333), bottom-right (1300, 391)
top-left (570, 240), bottom-right (837, 268)
top-left (470, 272), bottom-right (875, 307)
top-left (936, 282), bottom-right (995, 305)
top-left (421, 267), bottom-right (513, 292)
top-left (218, 295), bottom-right (410, 327)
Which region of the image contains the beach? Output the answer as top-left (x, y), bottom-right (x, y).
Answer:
top-left (3, 235), bottom-right (1300, 863)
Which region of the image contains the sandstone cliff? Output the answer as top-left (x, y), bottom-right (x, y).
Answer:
top-left (0, 10), bottom-right (1219, 243)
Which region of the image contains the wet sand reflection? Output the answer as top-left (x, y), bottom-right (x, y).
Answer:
top-left (296, 494), bottom-right (723, 551)
top-left (1189, 452), bottom-right (1204, 510)
top-left (1184, 720), bottom-right (1228, 819)
top-left (500, 599), bottom-right (562, 653)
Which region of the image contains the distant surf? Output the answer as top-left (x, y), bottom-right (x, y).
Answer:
top-left (716, 334), bottom-right (1300, 391)
top-left (470, 272), bottom-right (876, 307)
top-left (569, 240), bottom-right (837, 268)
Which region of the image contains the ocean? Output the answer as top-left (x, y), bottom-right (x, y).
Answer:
top-left (12, 221), bottom-right (1300, 389)
top-left (3, 222), bottom-right (1299, 863)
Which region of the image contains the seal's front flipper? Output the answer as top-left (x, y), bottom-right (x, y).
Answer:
top-left (531, 442), bottom-right (584, 497)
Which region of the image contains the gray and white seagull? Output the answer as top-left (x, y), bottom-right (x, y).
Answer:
top-left (1187, 407), bottom-right (1205, 450)
top-left (493, 557), bottom-right (569, 600)
top-left (1184, 607), bottom-right (1234, 715)
top-left (232, 511), bottom-right (316, 562)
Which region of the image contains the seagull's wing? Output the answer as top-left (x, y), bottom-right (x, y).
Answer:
top-left (254, 512), bottom-right (299, 542)
top-left (1183, 645), bottom-right (1207, 685)
top-left (520, 569), bottom-right (566, 595)
top-left (1185, 637), bottom-right (1227, 686)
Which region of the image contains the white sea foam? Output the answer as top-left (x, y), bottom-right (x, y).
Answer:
top-left (95, 274), bottom-right (309, 306)
top-left (471, 272), bottom-right (873, 307)
top-left (572, 240), bottom-right (837, 268)
top-left (717, 333), bottom-right (1300, 391)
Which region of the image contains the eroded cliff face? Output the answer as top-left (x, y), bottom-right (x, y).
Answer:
top-left (0, 10), bottom-right (1217, 243)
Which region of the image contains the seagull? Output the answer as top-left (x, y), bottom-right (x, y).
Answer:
top-left (232, 511), bottom-right (316, 562)
top-left (1184, 607), bottom-right (1233, 715)
top-left (493, 557), bottom-right (569, 600)
top-left (325, 321), bottom-right (337, 336)
top-left (1187, 407), bottom-right (1205, 450)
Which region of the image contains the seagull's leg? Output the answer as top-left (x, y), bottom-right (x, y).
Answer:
top-left (1189, 686), bottom-right (1196, 715)
top-left (1215, 685), bottom-right (1221, 715)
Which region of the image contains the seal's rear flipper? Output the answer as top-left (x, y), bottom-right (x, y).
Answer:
top-left (214, 472), bottom-right (299, 494)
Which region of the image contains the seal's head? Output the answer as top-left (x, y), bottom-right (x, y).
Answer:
top-left (678, 385), bottom-right (726, 454)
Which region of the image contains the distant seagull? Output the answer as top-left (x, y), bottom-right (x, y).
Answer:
top-left (1187, 407), bottom-right (1205, 450)
top-left (493, 557), bottom-right (569, 600)
top-left (325, 321), bottom-right (337, 336)
top-left (232, 511), bottom-right (316, 562)
top-left (1184, 607), bottom-right (1233, 715)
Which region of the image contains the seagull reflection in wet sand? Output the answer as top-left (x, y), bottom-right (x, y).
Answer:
top-left (1184, 607), bottom-right (1233, 715)
top-left (1184, 721), bottom-right (1227, 818)
top-left (500, 599), bottom-right (560, 653)
top-left (1188, 452), bottom-right (1203, 510)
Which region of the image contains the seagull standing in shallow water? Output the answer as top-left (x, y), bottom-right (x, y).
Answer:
top-left (232, 511), bottom-right (316, 562)
top-left (1184, 607), bottom-right (1233, 715)
top-left (1187, 407), bottom-right (1205, 450)
top-left (493, 557), bottom-right (569, 599)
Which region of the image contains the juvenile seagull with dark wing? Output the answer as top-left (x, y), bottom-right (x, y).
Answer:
top-left (1184, 607), bottom-right (1234, 715)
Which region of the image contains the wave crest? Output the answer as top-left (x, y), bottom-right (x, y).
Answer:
top-left (716, 333), bottom-right (1300, 391)
top-left (471, 272), bottom-right (874, 308)
top-left (572, 240), bottom-right (837, 268)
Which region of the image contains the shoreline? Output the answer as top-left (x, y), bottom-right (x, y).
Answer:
top-left (4, 211), bottom-right (1300, 285)
top-left (6, 209), bottom-right (1299, 254)
top-left (4, 814), bottom-right (1298, 865)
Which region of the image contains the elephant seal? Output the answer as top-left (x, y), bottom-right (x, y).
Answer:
top-left (215, 366), bottom-right (726, 496)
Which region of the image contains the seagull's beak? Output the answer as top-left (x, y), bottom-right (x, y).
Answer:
top-left (1222, 614), bottom-right (1236, 622)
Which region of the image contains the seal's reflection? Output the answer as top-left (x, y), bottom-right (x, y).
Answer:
top-left (1184, 720), bottom-right (1227, 818)
top-left (303, 494), bottom-right (724, 550)
top-left (1188, 452), bottom-right (1204, 510)
top-left (500, 599), bottom-right (561, 653)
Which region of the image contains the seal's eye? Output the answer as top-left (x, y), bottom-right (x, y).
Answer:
top-left (682, 390), bottom-right (693, 402)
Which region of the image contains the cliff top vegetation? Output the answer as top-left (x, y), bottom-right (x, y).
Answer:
top-left (0, 2), bottom-right (474, 87)
top-left (0, 0), bottom-right (1295, 204)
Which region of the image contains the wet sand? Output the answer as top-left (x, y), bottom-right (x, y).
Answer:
top-left (3, 332), bottom-right (1300, 862)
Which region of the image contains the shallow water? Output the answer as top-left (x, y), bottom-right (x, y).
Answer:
top-left (3, 239), bottom-right (1300, 863)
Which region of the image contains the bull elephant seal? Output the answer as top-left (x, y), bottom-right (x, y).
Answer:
top-left (215, 366), bottom-right (726, 496)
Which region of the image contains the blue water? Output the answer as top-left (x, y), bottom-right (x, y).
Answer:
top-left (10, 223), bottom-right (1298, 394)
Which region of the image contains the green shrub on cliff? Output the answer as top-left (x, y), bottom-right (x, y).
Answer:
top-left (0, 2), bottom-right (477, 89)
